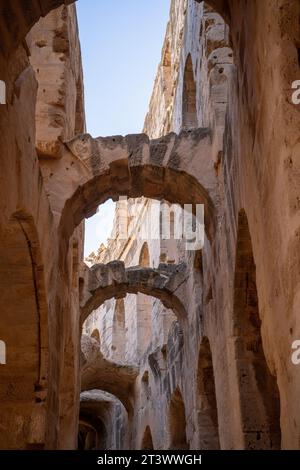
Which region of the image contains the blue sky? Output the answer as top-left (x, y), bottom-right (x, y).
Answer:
top-left (76, 0), bottom-right (170, 256)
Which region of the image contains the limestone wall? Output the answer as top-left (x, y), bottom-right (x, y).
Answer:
top-left (0, 3), bottom-right (85, 449)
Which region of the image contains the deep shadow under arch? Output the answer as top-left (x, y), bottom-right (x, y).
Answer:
top-left (168, 387), bottom-right (189, 450)
top-left (197, 336), bottom-right (220, 449)
top-left (182, 54), bottom-right (198, 129)
top-left (141, 425), bottom-right (154, 450)
top-left (233, 209), bottom-right (281, 449)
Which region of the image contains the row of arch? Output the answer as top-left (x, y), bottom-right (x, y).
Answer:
top-left (0, 201), bottom-right (282, 450)
top-left (80, 209), bottom-right (281, 450)
top-left (136, 336), bottom-right (219, 450)
top-left (80, 334), bottom-right (218, 450)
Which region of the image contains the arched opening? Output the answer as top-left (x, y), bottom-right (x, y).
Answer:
top-left (197, 337), bottom-right (220, 449)
top-left (81, 333), bottom-right (138, 421)
top-left (139, 242), bottom-right (150, 267)
top-left (82, 280), bottom-right (182, 366)
top-left (0, 215), bottom-right (48, 449)
top-left (81, 262), bottom-right (188, 325)
top-left (141, 425), bottom-right (154, 450)
top-left (79, 390), bottom-right (129, 450)
top-left (137, 243), bottom-right (152, 356)
top-left (78, 422), bottom-right (98, 450)
top-left (233, 209), bottom-right (281, 449)
top-left (111, 299), bottom-right (126, 361)
top-left (58, 131), bottom-right (215, 249)
top-left (182, 54), bottom-right (197, 129)
top-left (169, 387), bottom-right (189, 450)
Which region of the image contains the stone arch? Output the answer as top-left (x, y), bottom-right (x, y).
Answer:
top-left (168, 387), bottom-right (189, 450)
top-left (197, 336), bottom-right (220, 449)
top-left (233, 209), bottom-right (281, 449)
top-left (111, 299), bottom-right (126, 361)
top-left (79, 390), bottom-right (128, 450)
top-left (80, 261), bottom-right (188, 325)
top-left (81, 335), bottom-right (138, 417)
top-left (182, 54), bottom-right (198, 130)
top-left (0, 213), bottom-right (49, 449)
top-left (58, 130), bottom-right (216, 250)
top-left (78, 421), bottom-right (99, 450)
top-left (141, 425), bottom-right (154, 450)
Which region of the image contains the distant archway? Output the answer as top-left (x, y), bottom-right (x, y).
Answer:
top-left (78, 422), bottom-right (98, 450)
top-left (81, 335), bottom-right (138, 416)
top-left (111, 299), bottom-right (126, 361)
top-left (233, 209), bottom-right (281, 449)
top-left (182, 54), bottom-right (197, 129)
top-left (169, 387), bottom-right (189, 450)
top-left (141, 425), bottom-right (154, 450)
top-left (197, 337), bottom-right (220, 449)
top-left (79, 390), bottom-right (128, 450)
top-left (139, 242), bottom-right (150, 267)
top-left (0, 214), bottom-right (48, 449)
